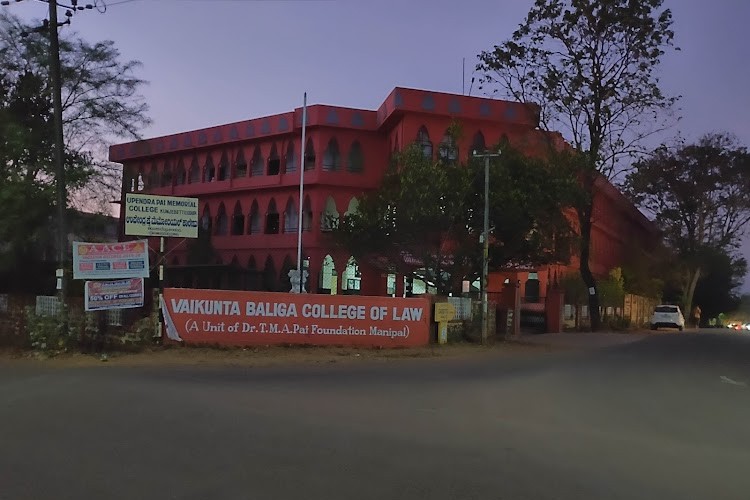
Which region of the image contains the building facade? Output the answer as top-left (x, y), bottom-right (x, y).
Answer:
top-left (109, 87), bottom-right (655, 297)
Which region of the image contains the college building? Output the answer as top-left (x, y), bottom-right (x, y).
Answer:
top-left (109, 87), bottom-right (656, 304)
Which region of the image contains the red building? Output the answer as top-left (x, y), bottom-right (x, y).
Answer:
top-left (109, 87), bottom-right (655, 298)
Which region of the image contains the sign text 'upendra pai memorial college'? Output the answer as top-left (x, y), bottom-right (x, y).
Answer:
top-left (161, 289), bottom-right (431, 347)
top-left (125, 193), bottom-right (199, 238)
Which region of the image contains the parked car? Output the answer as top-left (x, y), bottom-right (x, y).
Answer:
top-left (650, 305), bottom-right (685, 331)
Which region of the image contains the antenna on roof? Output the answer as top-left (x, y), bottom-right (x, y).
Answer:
top-left (462, 58), bottom-right (466, 95)
top-left (468, 77), bottom-right (475, 97)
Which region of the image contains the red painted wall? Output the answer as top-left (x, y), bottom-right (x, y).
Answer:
top-left (111, 87), bottom-right (655, 295)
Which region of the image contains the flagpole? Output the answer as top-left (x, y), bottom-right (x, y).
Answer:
top-left (296, 93), bottom-right (307, 292)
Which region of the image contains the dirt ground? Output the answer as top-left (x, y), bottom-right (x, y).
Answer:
top-left (0, 339), bottom-right (560, 369)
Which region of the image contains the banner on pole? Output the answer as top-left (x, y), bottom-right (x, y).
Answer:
top-left (85, 278), bottom-right (145, 312)
top-left (72, 240), bottom-right (150, 280)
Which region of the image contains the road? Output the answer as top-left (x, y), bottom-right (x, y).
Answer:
top-left (1, 331), bottom-right (749, 500)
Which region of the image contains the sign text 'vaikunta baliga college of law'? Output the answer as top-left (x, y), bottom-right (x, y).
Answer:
top-left (161, 289), bottom-right (431, 347)
top-left (124, 193), bottom-right (199, 238)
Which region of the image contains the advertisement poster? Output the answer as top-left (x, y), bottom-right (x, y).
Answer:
top-left (85, 278), bottom-right (145, 312)
top-left (161, 288), bottom-right (431, 348)
top-left (125, 193), bottom-right (199, 238)
top-left (72, 240), bottom-right (150, 280)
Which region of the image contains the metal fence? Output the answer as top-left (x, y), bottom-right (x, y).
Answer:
top-left (447, 297), bottom-right (473, 321)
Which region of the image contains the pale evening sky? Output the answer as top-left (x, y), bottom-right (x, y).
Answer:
top-left (6, 0), bottom-right (750, 292)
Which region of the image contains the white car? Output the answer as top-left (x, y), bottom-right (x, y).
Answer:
top-left (650, 305), bottom-right (685, 331)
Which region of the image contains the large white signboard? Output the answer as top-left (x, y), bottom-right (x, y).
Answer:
top-left (125, 193), bottom-right (199, 238)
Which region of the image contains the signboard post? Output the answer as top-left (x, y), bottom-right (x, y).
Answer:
top-left (434, 302), bottom-right (456, 345)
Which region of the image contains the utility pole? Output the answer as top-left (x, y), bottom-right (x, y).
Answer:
top-left (472, 150), bottom-right (501, 345)
top-left (49, 0), bottom-right (68, 327)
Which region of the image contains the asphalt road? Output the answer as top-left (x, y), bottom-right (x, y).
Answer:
top-left (2, 331), bottom-right (750, 500)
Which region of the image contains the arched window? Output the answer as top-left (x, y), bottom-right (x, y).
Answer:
top-left (175, 159), bottom-right (186, 185)
top-left (285, 142), bottom-right (297, 173)
top-left (471, 131), bottom-right (486, 155)
top-left (304, 138), bottom-right (316, 170)
top-left (161, 160), bottom-right (173, 187)
top-left (148, 163), bottom-right (158, 188)
top-left (341, 257), bottom-right (361, 295)
top-left (265, 199), bottom-right (280, 234)
top-left (438, 132), bottom-right (458, 165)
top-left (284, 197), bottom-right (298, 233)
top-left (323, 139), bottom-right (341, 171)
top-left (217, 151), bottom-right (229, 181)
top-left (234, 149), bottom-right (247, 178)
top-left (215, 203), bottom-right (228, 235)
top-left (417, 126), bottom-right (432, 159)
top-left (279, 255), bottom-right (295, 292)
top-left (262, 256), bottom-right (277, 292)
top-left (302, 196), bottom-right (312, 231)
top-left (525, 272), bottom-right (540, 303)
top-left (189, 157), bottom-right (200, 183)
top-left (231, 201), bottom-right (244, 235)
top-left (267, 144), bottom-right (280, 175)
top-left (345, 197), bottom-right (359, 217)
top-left (204, 157), bottom-right (215, 183)
top-left (247, 200), bottom-right (261, 234)
top-left (200, 205), bottom-right (212, 233)
top-left (319, 255), bottom-right (337, 294)
top-left (321, 196), bottom-right (339, 231)
top-left (251, 146), bottom-right (264, 177)
top-left (348, 141), bottom-right (364, 173)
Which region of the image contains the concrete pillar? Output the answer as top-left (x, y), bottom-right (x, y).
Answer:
top-left (359, 265), bottom-right (388, 296)
top-left (545, 286), bottom-right (565, 333)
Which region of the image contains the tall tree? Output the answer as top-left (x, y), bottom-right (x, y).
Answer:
top-left (691, 248), bottom-right (746, 323)
top-left (0, 13), bottom-right (149, 286)
top-left (624, 133), bottom-right (750, 313)
top-left (476, 0), bottom-right (677, 330)
top-left (333, 142), bottom-right (578, 295)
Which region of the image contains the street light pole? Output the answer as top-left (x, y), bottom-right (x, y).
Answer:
top-left (49, 0), bottom-right (68, 326)
top-left (473, 150), bottom-right (501, 345)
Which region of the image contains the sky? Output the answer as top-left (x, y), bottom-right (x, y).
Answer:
top-left (6, 0), bottom-right (750, 291)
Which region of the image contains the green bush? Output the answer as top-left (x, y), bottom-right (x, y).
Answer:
top-left (605, 316), bottom-right (631, 331)
top-left (26, 305), bottom-right (98, 353)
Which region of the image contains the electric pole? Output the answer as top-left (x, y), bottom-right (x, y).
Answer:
top-left (472, 150), bottom-right (501, 345)
top-left (49, 0), bottom-right (68, 326)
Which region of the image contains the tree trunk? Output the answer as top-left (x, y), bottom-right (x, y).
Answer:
top-left (684, 267), bottom-right (701, 315)
top-left (578, 198), bottom-right (601, 332)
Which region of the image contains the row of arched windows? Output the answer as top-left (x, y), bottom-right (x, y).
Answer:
top-left (131, 138), bottom-right (366, 192)
top-left (200, 198), bottom-right (312, 236)
top-left (415, 126), bottom-right (490, 164)
top-left (200, 196), bottom-right (359, 237)
top-left (167, 253), bottom-right (362, 294)
top-left (128, 126), bottom-right (502, 193)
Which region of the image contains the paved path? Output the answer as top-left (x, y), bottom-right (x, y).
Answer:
top-left (2, 331), bottom-right (749, 499)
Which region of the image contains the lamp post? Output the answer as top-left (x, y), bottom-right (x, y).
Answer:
top-left (472, 149), bottom-right (501, 345)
